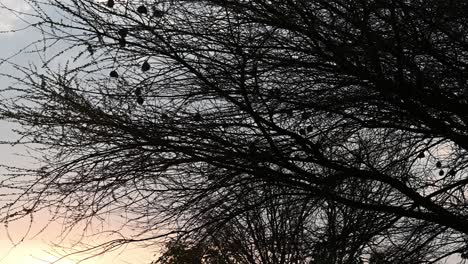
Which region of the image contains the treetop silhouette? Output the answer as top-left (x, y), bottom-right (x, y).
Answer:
top-left (1, 0), bottom-right (468, 262)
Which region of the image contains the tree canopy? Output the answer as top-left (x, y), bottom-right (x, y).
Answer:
top-left (1, 0), bottom-right (468, 262)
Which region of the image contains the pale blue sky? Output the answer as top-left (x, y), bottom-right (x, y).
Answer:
top-left (0, 1), bottom-right (155, 263)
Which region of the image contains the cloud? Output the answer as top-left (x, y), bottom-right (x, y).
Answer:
top-left (0, 0), bottom-right (31, 32)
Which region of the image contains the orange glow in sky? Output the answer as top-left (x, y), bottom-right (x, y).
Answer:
top-left (0, 238), bottom-right (155, 264)
top-left (0, 240), bottom-right (77, 264)
top-left (0, 214), bottom-right (156, 264)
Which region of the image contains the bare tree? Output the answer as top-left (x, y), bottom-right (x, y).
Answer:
top-left (154, 184), bottom-right (457, 264)
top-left (1, 0), bottom-right (468, 262)
top-left (154, 185), bottom-right (380, 264)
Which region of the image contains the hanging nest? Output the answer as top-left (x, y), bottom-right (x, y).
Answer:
top-left (141, 61), bottom-right (150, 72)
top-left (193, 113), bottom-right (202, 122)
top-left (137, 5), bottom-right (148, 14)
top-left (110, 70), bottom-right (119, 78)
top-left (107, 0), bottom-right (114, 8)
top-left (87, 45), bottom-right (94, 55)
top-left (137, 96), bottom-right (144, 105)
top-left (135, 87), bottom-right (142, 97)
top-left (152, 7), bottom-right (165, 17)
top-left (118, 28), bottom-right (128, 38)
top-left (119, 38), bottom-right (127, 48)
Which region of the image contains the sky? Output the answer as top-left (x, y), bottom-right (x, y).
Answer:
top-left (0, 1), bottom-right (156, 263)
top-left (0, 1), bottom-right (464, 264)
